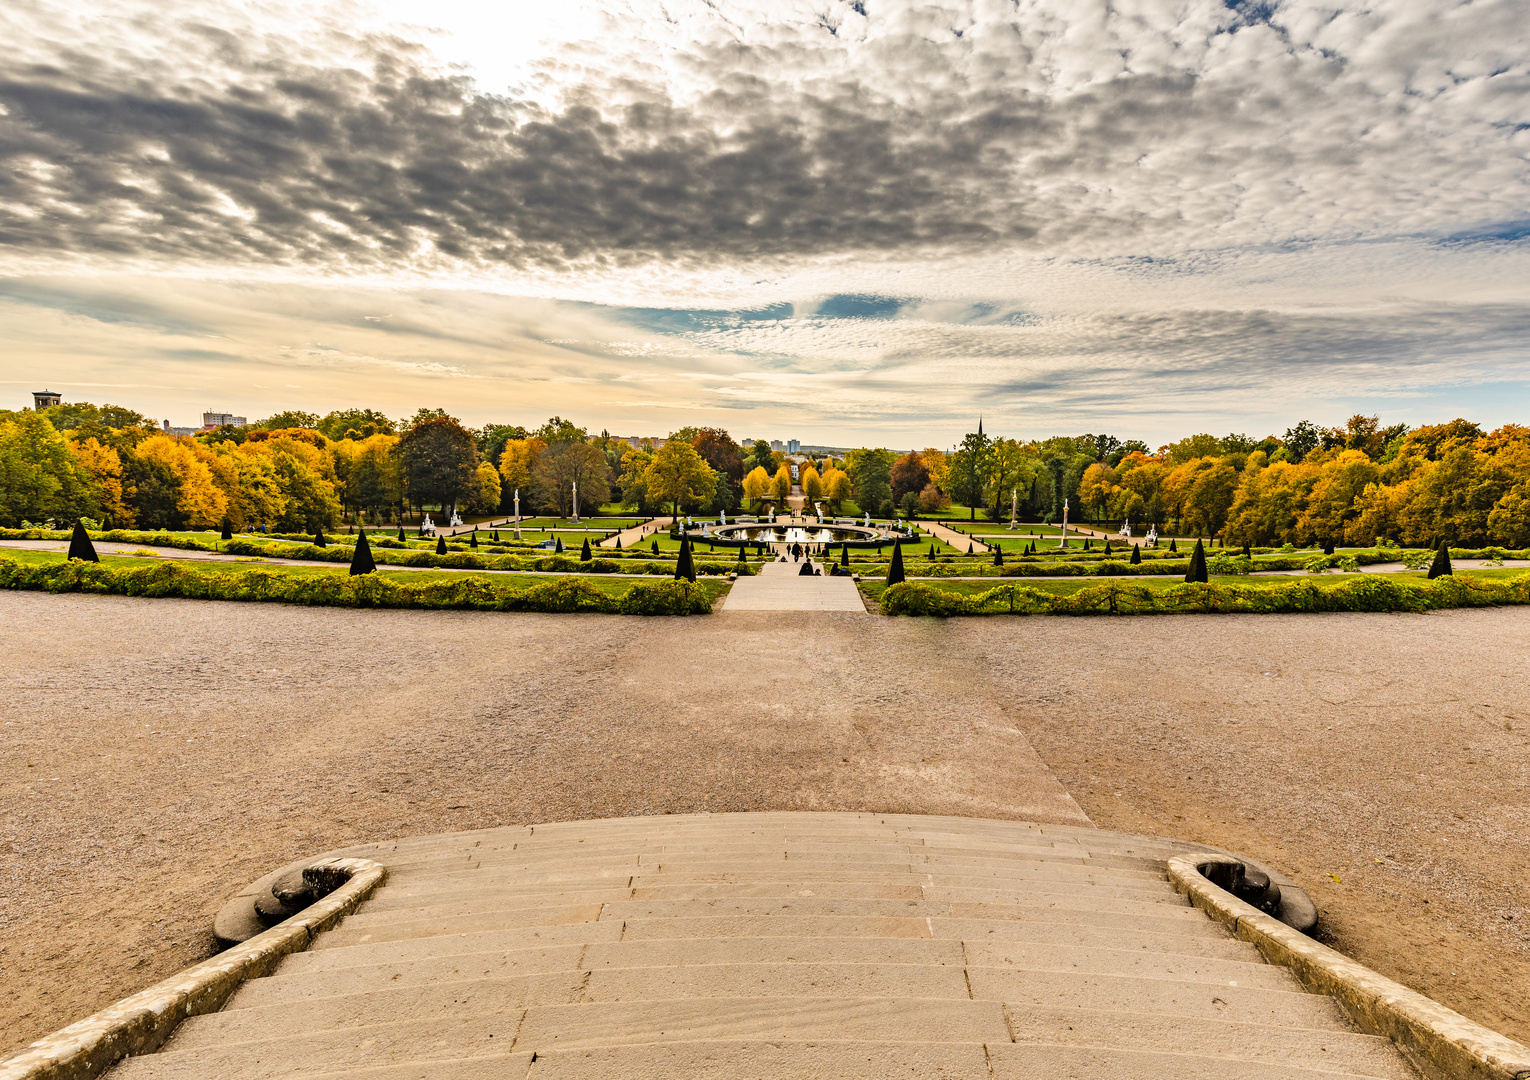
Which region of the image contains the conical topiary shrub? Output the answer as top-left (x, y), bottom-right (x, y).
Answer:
top-left (314, 527), bottom-right (326, 547)
top-left (435, 535), bottom-right (448, 555)
top-left (841, 543), bottom-right (850, 568)
top-left (68, 519), bottom-right (98, 562)
top-left (349, 529), bottom-right (376, 575)
top-left (675, 534), bottom-right (696, 582)
top-left (580, 538), bottom-right (592, 561)
top-left (1169, 539), bottom-right (1177, 552)
top-left (993, 545), bottom-right (1004, 566)
top-left (652, 539), bottom-right (661, 555)
top-left (397, 526), bottom-right (406, 542)
top-left (1103, 540), bottom-right (1112, 556)
top-left (1427, 541), bottom-right (1452, 579)
top-left (615, 537), bottom-right (623, 550)
top-left (555, 537), bottom-right (564, 554)
top-left (967, 541), bottom-right (974, 554)
top-left (1130, 543), bottom-right (1141, 565)
top-left (1185, 538), bottom-right (1208, 583)
top-left (220, 518), bottom-right (232, 541)
top-left (886, 538), bottom-right (906, 586)
top-left (470, 531), bottom-right (478, 548)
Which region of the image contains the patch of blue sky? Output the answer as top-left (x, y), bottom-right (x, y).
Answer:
top-left (1434, 220), bottom-right (1530, 247)
top-left (0, 280), bottom-right (215, 336)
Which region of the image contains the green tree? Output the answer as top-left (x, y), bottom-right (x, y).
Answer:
top-left (844, 448), bottom-right (895, 515)
top-left (317, 408), bottom-right (395, 441)
top-left (258, 410), bottom-right (321, 431)
top-left (745, 440), bottom-right (775, 476)
top-left (396, 418), bottom-right (479, 518)
top-left (532, 442), bottom-right (610, 516)
top-left (0, 412), bottom-right (97, 526)
top-left (945, 429), bottom-right (991, 518)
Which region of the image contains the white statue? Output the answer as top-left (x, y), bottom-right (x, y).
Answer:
top-left (421, 513), bottom-right (435, 536)
top-left (863, 511), bottom-right (871, 527)
top-left (703, 523), bottom-right (711, 536)
top-left (449, 511), bottom-right (462, 528)
top-left (1145, 524), bottom-right (1158, 548)
top-left (1120, 517), bottom-right (1132, 539)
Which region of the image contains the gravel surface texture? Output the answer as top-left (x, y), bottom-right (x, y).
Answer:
top-left (0, 592), bottom-right (1526, 1054)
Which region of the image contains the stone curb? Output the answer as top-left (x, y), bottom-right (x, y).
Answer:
top-left (1168, 853), bottom-right (1530, 1080)
top-left (0, 857), bottom-right (385, 1080)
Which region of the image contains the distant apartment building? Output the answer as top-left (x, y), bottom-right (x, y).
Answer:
top-left (787, 439), bottom-right (801, 454)
top-left (162, 420), bottom-right (201, 436)
top-left (770, 440), bottom-right (785, 452)
top-left (33, 390), bottom-right (61, 410)
top-left (202, 411), bottom-right (248, 429)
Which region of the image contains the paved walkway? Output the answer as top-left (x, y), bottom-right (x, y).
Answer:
top-left (922, 520), bottom-right (990, 554)
top-left (721, 560), bottom-right (866, 612)
top-left (600, 517), bottom-right (670, 549)
top-left (111, 813), bottom-right (1411, 1080)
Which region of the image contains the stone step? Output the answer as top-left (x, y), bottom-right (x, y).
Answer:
top-left (303, 921), bottom-right (623, 963)
top-left (360, 872), bottom-right (1179, 917)
top-left (110, 1014), bottom-right (523, 1080)
top-left (961, 940), bottom-right (1286, 989)
top-left (342, 891), bottom-right (1197, 932)
top-left (974, 968), bottom-right (1344, 1028)
top-left (986, 1044), bottom-right (1402, 1080)
top-left (581, 961), bottom-right (972, 1002)
top-left (170, 974), bottom-right (580, 1049)
top-left (514, 996), bottom-right (1012, 1049)
top-left (314, 903), bottom-right (606, 949)
top-left (1005, 1006), bottom-right (1417, 1080)
top-left (233, 945), bottom-right (591, 1007)
top-left (931, 915), bottom-right (1226, 944)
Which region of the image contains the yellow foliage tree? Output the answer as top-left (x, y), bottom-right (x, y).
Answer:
top-left (135, 434), bottom-right (228, 528)
top-left (742, 465), bottom-right (770, 507)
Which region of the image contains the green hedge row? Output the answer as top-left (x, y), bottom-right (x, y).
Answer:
top-left (879, 573), bottom-right (1530, 617)
top-left (0, 557), bottom-right (716, 615)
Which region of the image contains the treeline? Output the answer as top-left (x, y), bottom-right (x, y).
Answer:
top-left (4, 403), bottom-right (1527, 547)
top-left (921, 415), bottom-right (1530, 548)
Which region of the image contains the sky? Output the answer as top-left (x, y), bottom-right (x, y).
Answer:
top-left (1, 0), bottom-right (1528, 448)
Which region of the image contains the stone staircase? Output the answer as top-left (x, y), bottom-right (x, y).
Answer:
top-left (109, 813), bottom-right (1415, 1079)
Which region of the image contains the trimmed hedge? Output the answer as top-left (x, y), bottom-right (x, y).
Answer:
top-left (879, 573), bottom-right (1530, 617)
top-left (0, 557), bottom-right (716, 615)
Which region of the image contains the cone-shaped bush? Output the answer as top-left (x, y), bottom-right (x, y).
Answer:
top-left (1130, 544), bottom-right (1141, 565)
top-left (435, 535), bottom-right (448, 555)
top-left (993, 545), bottom-right (1004, 566)
top-left (314, 527), bottom-right (326, 547)
top-left (68, 519), bottom-right (98, 562)
top-left (220, 518), bottom-right (233, 541)
top-left (615, 537), bottom-right (623, 550)
top-left (653, 539), bottom-right (661, 555)
top-left (675, 534), bottom-right (696, 582)
top-left (397, 526), bottom-right (406, 542)
top-left (1103, 540), bottom-right (1112, 556)
top-left (967, 541), bottom-right (974, 554)
top-left (580, 538), bottom-right (592, 561)
top-left (1169, 539), bottom-right (1177, 552)
top-left (886, 538), bottom-right (906, 586)
top-left (1185, 538), bottom-right (1209, 583)
top-left (349, 529), bottom-right (376, 575)
top-left (555, 537), bottom-right (564, 553)
top-left (1427, 542), bottom-right (1452, 579)
top-left (470, 531), bottom-right (478, 548)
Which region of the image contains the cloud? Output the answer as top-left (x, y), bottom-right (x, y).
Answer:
top-left (1, 0), bottom-right (1526, 289)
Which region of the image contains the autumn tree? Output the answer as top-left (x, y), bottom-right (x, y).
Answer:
top-left (646, 440), bottom-right (717, 518)
top-left (742, 465), bottom-right (770, 508)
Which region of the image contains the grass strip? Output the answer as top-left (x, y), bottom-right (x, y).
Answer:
top-left (869, 573), bottom-right (1530, 616)
top-left (0, 555), bottom-right (724, 615)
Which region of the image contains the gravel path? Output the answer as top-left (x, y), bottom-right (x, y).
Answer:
top-left (0, 593), bottom-right (1525, 1054)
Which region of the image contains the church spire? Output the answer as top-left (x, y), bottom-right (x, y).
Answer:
top-left (978, 416), bottom-right (983, 437)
